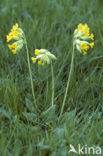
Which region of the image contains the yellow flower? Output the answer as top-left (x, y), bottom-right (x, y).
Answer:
top-left (31, 57), bottom-right (36, 63)
top-left (83, 51), bottom-right (87, 55)
top-left (12, 23), bottom-right (18, 31)
top-left (90, 33), bottom-right (94, 40)
top-left (7, 35), bottom-right (12, 42)
top-left (78, 23), bottom-right (84, 31)
top-left (12, 50), bottom-right (16, 54)
top-left (9, 32), bottom-right (13, 37)
top-left (83, 29), bottom-right (89, 36)
top-left (83, 24), bottom-right (89, 36)
top-left (34, 49), bottom-right (40, 55)
top-left (80, 43), bottom-right (89, 51)
top-left (42, 62), bottom-right (45, 66)
top-left (8, 44), bottom-right (12, 50)
top-left (77, 23), bottom-right (89, 36)
top-left (80, 43), bottom-right (86, 49)
top-left (38, 61), bottom-right (42, 65)
top-left (12, 31), bottom-right (18, 37)
top-left (12, 43), bottom-right (17, 49)
top-left (90, 42), bottom-right (94, 48)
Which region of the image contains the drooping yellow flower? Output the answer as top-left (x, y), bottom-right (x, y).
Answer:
top-left (41, 62), bottom-right (45, 66)
top-left (12, 23), bottom-right (18, 31)
top-left (12, 43), bottom-right (17, 49)
top-left (8, 44), bottom-right (12, 50)
top-left (7, 35), bottom-right (12, 42)
top-left (90, 42), bottom-right (94, 48)
top-left (78, 23), bottom-right (84, 31)
top-left (34, 49), bottom-right (40, 55)
top-left (38, 60), bottom-right (42, 65)
top-left (83, 51), bottom-right (87, 55)
top-left (31, 49), bottom-right (56, 66)
top-left (77, 23), bottom-right (90, 36)
top-left (80, 43), bottom-right (89, 51)
top-left (83, 24), bottom-right (90, 36)
top-left (12, 31), bottom-right (18, 38)
top-left (31, 57), bottom-right (36, 63)
top-left (12, 49), bottom-right (16, 54)
top-left (74, 23), bottom-right (94, 55)
top-left (6, 23), bottom-right (24, 54)
top-left (83, 29), bottom-right (89, 36)
top-left (90, 33), bottom-right (94, 40)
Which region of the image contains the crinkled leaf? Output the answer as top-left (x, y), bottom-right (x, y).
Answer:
top-left (37, 139), bottom-right (51, 150)
top-left (25, 98), bottom-right (34, 112)
top-left (60, 109), bottom-right (76, 124)
top-left (41, 105), bottom-right (56, 122)
top-left (23, 112), bottom-right (37, 122)
top-left (0, 108), bottom-right (11, 119)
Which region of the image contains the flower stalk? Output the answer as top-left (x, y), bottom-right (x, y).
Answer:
top-left (59, 43), bottom-right (75, 119)
top-left (51, 61), bottom-right (54, 106)
top-left (24, 37), bottom-right (37, 109)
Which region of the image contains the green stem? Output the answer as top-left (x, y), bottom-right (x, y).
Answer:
top-left (59, 44), bottom-right (75, 119)
top-left (51, 62), bottom-right (54, 106)
top-left (24, 37), bottom-right (37, 109)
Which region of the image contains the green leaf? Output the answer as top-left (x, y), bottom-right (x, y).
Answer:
top-left (60, 109), bottom-right (76, 124)
top-left (0, 108), bottom-right (11, 119)
top-left (25, 98), bottom-right (35, 112)
top-left (23, 112), bottom-right (37, 122)
top-left (41, 105), bottom-right (56, 122)
top-left (37, 139), bottom-right (51, 150)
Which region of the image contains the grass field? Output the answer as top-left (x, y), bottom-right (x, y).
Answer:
top-left (0, 0), bottom-right (103, 155)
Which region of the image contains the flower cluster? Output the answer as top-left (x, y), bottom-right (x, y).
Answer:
top-left (6, 24), bottom-right (24, 54)
top-left (31, 49), bottom-right (56, 66)
top-left (74, 23), bottom-right (94, 55)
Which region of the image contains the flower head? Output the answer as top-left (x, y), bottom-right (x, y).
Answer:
top-left (31, 49), bottom-right (56, 66)
top-left (74, 23), bottom-right (94, 55)
top-left (6, 23), bottom-right (24, 54)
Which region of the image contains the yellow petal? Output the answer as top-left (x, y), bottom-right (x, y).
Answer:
top-left (90, 42), bottom-right (94, 48)
top-left (90, 33), bottom-right (94, 40)
top-left (42, 63), bottom-right (45, 66)
top-left (83, 51), bottom-right (87, 55)
top-left (38, 61), bottom-right (42, 65)
top-left (12, 50), bottom-right (16, 54)
top-left (8, 44), bottom-right (12, 50)
top-left (31, 57), bottom-right (36, 63)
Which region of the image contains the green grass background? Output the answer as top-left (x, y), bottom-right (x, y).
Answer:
top-left (0, 0), bottom-right (103, 155)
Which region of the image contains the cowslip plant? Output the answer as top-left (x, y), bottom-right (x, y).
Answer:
top-left (31, 49), bottom-right (56, 106)
top-left (59, 23), bottom-right (94, 119)
top-left (6, 23), bottom-right (37, 109)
